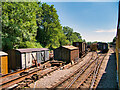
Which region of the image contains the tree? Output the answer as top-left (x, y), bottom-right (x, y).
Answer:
top-left (2, 2), bottom-right (42, 51)
top-left (87, 42), bottom-right (92, 45)
top-left (58, 30), bottom-right (70, 46)
top-left (62, 26), bottom-right (82, 44)
top-left (82, 39), bottom-right (86, 42)
top-left (2, 2), bottom-right (84, 51)
top-left (62, 26), bottom-right (73, 43)
top-left (36, 3), bottom-right (69, 49)
top-left (113, 36), bottom-right (116, 43)
top-left (93, 41), bottom-right (98, 43)
top-left (74, 32), bottom-right (82, 39)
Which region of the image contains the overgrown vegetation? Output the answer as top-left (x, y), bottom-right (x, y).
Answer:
top-left (2, 2), bottom-right (84, 51)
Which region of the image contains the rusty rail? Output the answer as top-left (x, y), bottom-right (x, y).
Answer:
top-left (11, 66), bottom-right (61, 89)
top-left (89, 54), bottom-right (106, 89)
top-left (64, 53), bottom-right (100, 89)
top-left (0, 68), bottom-right (42, 89)
top-left (0, 68), bottom-right (30, 79)
top-left (50, 52), bottom-right (96, 88)
top-left (75, 53), bottom-right (107, 89)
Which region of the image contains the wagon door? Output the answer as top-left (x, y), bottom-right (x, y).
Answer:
top-left (1, 56), bottom-right (8, 74)
top-left (37, 52), bottom-right (41, 63)
top-left (21, 53), bottom-right (26, 69)
top-left (41, 51), bottom-right (45, 62)
top-left (30, 52), bottom-right (32, 67)
top-left (82, 43), bottom-right (85, 52)
top-left (32, 52), bottom-right (37, 60)
top-left (26, 53), bottom-right (31, 68)
top-left (103, 44), bottom-right (106, 50)
top-left (45, 50), bottom-right (49, 61)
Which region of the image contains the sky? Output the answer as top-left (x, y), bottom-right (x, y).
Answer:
top-left (42, 0), bottom-right (119, 42)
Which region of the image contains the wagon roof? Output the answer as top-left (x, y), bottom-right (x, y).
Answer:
top-left (16, 48), bottom-right (49, 53)
top-left (62, 46), bottom-right (79, 50)
top-left (0, 51), bottom-right (8, 56)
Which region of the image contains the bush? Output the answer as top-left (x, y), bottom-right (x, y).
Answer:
top-left (19, 41), bottom-right (43, 48)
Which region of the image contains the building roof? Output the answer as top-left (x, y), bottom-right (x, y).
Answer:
top-left (0, 51), bottom-right (8, 56)
top-left (62, 46), bottom-right (79, 50)
top-left (16, 48), bottom-right (49, 53)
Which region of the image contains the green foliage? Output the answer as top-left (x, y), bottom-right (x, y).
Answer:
top-left (2, 2), bottom-right (85, 51)
top-left (36, 3), bottom-right (69, 49)
top-left (87, 42), bottom-right (92, 45)
top-left (62, 26), bottom-right (82, 44)
top-left (2, 2), bottom-right (42, 51)
top-left (93, 41), bottom-right (98, 43)
top-left (19, 41), bottom-right (42, 48)
top-left (82, 39), bottom-right (86, 42)
top-left (113, 36), bottom-right (116, 43)
top-left (108, 36), bottom-right (116, 45)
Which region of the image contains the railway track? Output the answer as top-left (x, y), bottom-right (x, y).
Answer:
top-left (50, 52), bottom-right (106, 89)
top-left (1, 65), bottom-right (65, 89)
top-left (0, 67), bottom-right (42, 89)
top-left (11, 53), bottom-right (89, 89)
top-left (15, 66), bottom-right (60, 88)
top-left (17, 53), bottom-right (89, 88)
top-left (0, 61), bottom-right (51, 81)
top-left (47, 52), bottom-right (95, 88)
top-left (0, 52), bottom-right (89, 89)
top-left (0, 61), bottom-right (52, 89)
top-left (0, 67), bottom-right (40, 85)
top-left (0, 68), bottom-right (30, 79)
top-left (65, 54), bottom-right (106, 89)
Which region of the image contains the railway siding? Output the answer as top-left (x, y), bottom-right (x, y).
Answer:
top-left (29, 49), bottom-right (116, 89)
top-left (97, 48), bottom-right (117, 88)
top-left (29, 52), bottom-right (94, 88)
top-left (1, 49), bottom-right (116, 89)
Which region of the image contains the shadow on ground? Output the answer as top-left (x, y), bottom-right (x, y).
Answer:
top-left (97, 53), bottom-right (118, 89)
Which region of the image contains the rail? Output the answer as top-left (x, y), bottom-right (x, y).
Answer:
top-left (50, 52), bottom-right (95, 88)
top-left (64, 53), bottom-right (101, 89)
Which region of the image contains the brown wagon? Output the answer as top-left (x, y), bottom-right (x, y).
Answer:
top-left (73, 42), bottom-right (87, 57)
top-left (90, 43), bottom-right (98, 51)
top-left (54, 46), bottom-right (79, 63)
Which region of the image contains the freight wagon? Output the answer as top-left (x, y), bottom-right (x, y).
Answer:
top-left (73, 42), bottom-right (87, 57)
top-left (87, 45), bottom-right (90, 52)
top-left (90, 43), bottom-right (98, 51)
top-left (8, 48), bottom-right (49, 72)
top-left (82, 42), bottom-right (87, 53)
top-left (0, 51), bottom-right (8, 74)
top-left (97, 42), bottom-right (102, 50)
top-left (98, 42), bottom-right (108, 53)
top-left (54, 46), bottom-right (79, 63)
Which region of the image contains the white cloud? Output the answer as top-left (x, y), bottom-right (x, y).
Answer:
top-left (94, 29), bottom-right (117, 33)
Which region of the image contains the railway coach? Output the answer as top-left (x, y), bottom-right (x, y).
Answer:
top-left (7, 48), bottom-right (49, 72)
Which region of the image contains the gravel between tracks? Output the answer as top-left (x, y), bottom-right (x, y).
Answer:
top-left (29, 52), bottom-right (93, 88)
